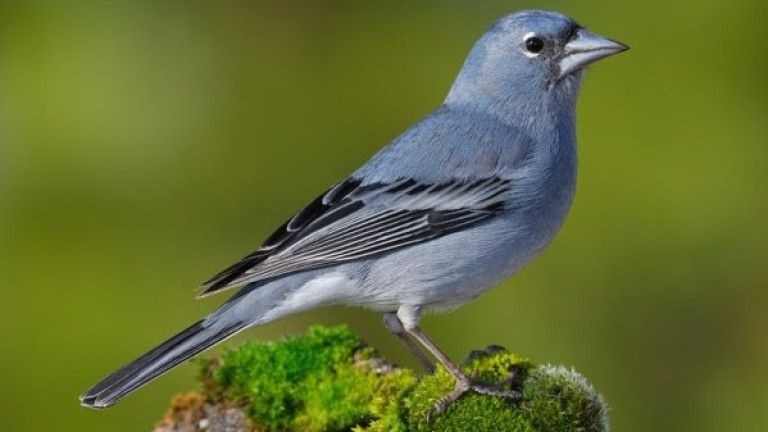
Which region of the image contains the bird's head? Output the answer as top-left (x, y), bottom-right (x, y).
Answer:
top-left (446, 10), bottom-right (627, 122)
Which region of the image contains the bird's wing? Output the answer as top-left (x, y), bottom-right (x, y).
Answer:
top-left (199, 176), bottom-right (510, 297)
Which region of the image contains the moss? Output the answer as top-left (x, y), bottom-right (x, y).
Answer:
top-left (522, 365), bottom-right (609, 432)
top-left (200, 325), bottom-right (416, 431)
top-left (175, 325), bottom-right (608, 432)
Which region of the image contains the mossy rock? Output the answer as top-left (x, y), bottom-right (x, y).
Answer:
top-left (156, 325), bottom-right (608, 432)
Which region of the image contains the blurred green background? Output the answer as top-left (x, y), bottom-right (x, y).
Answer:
top-left (1, 1), bottom-right (766, 431)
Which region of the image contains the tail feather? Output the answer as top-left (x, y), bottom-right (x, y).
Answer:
top-left (80, 319), bottom-right (246, 409)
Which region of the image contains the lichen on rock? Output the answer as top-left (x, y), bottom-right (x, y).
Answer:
top-left (155, 325), bottom-right (608, 432)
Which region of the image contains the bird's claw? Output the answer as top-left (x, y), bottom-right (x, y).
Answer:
top-left (470, 383), bottom-right (523, 399)
top-left (427, 380), bottom-right (470, 423)
top-left (427, 373), bottom-right (523, 422)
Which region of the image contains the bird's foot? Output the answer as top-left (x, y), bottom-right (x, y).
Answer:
top-left (427, 372), bottom-right (523, 422)
top-left (470, 382), bottom-right (522, 399)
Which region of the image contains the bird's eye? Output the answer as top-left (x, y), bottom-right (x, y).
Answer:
top-left (524, 36), bottom-right (544, 54)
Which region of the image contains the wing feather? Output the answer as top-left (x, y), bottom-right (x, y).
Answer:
top-left (198, 176), bottom-right (510, 297)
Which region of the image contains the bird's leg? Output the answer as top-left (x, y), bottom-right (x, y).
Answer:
top-left (406, 324), bottom-right (472, 415)
top-left (383, 313), bottom-right (435, 373)
top-left (396, 306), bottom-right (522, 418)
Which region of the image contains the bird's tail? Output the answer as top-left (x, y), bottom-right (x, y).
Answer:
top-left (79, 317), bottom-right (247, 409)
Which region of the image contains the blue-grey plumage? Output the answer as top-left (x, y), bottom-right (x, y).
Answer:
top-left (80, 10), bottom-right (627, 411)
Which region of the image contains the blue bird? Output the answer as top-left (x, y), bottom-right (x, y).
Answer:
top-left (80, 9), bottom-right (626, 414)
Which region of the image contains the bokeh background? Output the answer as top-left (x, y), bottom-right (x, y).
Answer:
top-left (1, 1), bottom-right (766, 431)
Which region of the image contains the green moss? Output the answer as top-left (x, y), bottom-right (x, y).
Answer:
top-left (396, 348), bottom-right (608, 432)
top-left (193, 326), bottom-right (608, 432)
top-left (203, 325), bottom-right (409, 431)
top-left (522, 365), bottom-right (609, 432)
top-left (360, 367), bottom-right (417, 432)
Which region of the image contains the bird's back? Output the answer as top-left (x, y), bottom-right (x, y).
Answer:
top-left (354, 105), bottom-right (541, 184)
top-left (355, 102), bottom-right (578, 227)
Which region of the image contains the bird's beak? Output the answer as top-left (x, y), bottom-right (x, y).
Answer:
top-left (558, 28), bottom-right (628, 79)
